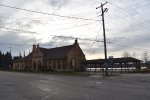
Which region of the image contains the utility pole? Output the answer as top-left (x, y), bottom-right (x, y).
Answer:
top-left (96, 2), bottom-right (108, 76)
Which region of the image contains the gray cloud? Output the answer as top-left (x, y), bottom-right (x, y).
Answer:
top-left (0, 32), bottom-right (33, 56)
top-left (12, 19), bottom-right (45, 30)
top-left (48, 0), bottom-right (69, 9)
top-left (0, 0), bottom-right (150, 59)
top-left (42, 36), bottom-right (73, 47)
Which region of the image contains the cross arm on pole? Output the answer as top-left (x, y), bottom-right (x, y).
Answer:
top-left (96, 1), bottom-right (108, 9)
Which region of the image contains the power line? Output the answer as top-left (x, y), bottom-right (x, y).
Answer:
top-left (1, 27), bottom-right (149, 53)
top-left (0, 12), bottom-right (99, 28)
top-left (105, 2), bottom-right (149, 41)
top-left (108, 42), bottom-right (150, 53)
top-left (0, 42), bottom-right (32, 46)
top-left (50, 30), bottom-right (150, 53)
top-left (0, 11), bottom-right (99, 20)
top-left (51, 35), bottom-right (150, 53)
top-left (0, 4), bottom-right (101, 21)
top-left (1, 34), bottom-right (150, 54)
top-left (0, 26), bottom-right (38, 34)
top-left (0, 21), bottom-right (98, 34)
top-left (108, 1), bottom-right (148, 25)
top-left (48, 21), bottom-right (99, 31)
top-left (0, 42), bottom-right (57, 47)
top-left (0, 35), bottom-right (103, 47)
top-left (84, 24), bottom-right (103, 53)
top-left (51, 35), bottom-right (150, 54)
top-left (50, 35), bottom-right (103, 42)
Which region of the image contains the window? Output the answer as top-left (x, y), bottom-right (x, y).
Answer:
top-left (51, 60), bottom-right (53, 69)
top-left (33, 61), bottom-right (36, 71)
top-left (58, 60), bottom-right (61, 69)
top-left (62, 60), bottom-right (66, 70)
top-left (38, 61), bottom-right (41, 70)
top-left (45, 62), bottom-right (47, 69)
top-left (71, 59), bottom-right (75, 69)
top-left (53, 61), bottom-right (56, 69)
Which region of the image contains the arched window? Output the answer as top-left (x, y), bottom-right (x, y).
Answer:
top-left (71, 59), bottom-right (75, 69)
top-left (58, 60), bottom-right (61, 69)
top-left (45, 62), bottom-right (47, 69)
top-left (53, 60), bottom-right (56, 69)
top-left (38, 61), bottom-right (41, 70)
top-left (62, 60), bottom-right (66, 70)
top-left (22, 64), bottom-right (24, 69)
top-left (48, 61), bottom-right (51, 69)
top-left (33, 61), bottom-right (36, 71)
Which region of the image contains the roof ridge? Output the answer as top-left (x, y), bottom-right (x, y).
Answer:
top-left (38, 44), bottom-right (74, 59)
top-left (39, 44), bottom-right (74, 50)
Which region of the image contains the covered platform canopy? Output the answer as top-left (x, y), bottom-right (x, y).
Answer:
top-left (82, 57), bottom-right (142, 73)
top-left (83, 57), bottom-right (141, 64)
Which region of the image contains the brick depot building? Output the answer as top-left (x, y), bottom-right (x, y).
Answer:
top-left (13, 39), bottom-right (86, 71)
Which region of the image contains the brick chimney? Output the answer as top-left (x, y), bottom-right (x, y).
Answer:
top-left (74, 38), bottom-right (78, 45)
top-left (37, 43), bottom-right (39, 48)
top-left (32, 44), bottom-right (36, 51)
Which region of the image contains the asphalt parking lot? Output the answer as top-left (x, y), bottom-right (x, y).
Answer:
top-left (0, 71), bottom-right (150, 100)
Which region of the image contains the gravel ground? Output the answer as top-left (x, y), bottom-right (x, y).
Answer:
top-left (0, 71), bottom-right (150, 100)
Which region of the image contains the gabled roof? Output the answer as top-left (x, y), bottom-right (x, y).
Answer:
top-left (39, 45), bottom-right (74, 59)
top-left (13, 52), bottom-right (32, 62)
top-left (24, 52), bottom-right (32, 61)
top-left (83, 57), bottom-right (142, 64)
top-left (13, 39), bottom-right (82, 62)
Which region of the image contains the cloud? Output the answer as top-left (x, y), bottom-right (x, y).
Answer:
top-left (0, 0), bottom-right (150, 60)
top-left (40, 36), bottom-right (74, 48)
top-left (48, 0), bottom-right (69, 9)
top-left (0, 32), bottom-right (33, 56)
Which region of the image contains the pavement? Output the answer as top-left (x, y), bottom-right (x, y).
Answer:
top-left (0, 71), bottom-right (150, 100)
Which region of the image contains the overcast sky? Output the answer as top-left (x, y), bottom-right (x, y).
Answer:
top-left (0, 0), bottom-right (150, 60)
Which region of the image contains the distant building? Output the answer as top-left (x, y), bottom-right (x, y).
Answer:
top-left (13, 39), bottom-right (86, 71)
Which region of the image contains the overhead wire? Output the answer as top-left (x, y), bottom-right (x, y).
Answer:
top-left (0, 42), bottom-right (32, 46)
top-left (0, 20), bottom-right (99, 34)
top-left (1, 1), bottom-right (149, 57)
top-left (0, 26), bottom-right (38, 34)
top-left (108, 2), bottom-right (148, 30)
top-left (103, 3), bottom-right (149, 47)
top-left (0, 10), bottom-right (99, 20)
top-left (51, 35), bottom-right (150, 53)
top-left (107, 42), bottom-right (150, 53)
top-left (47, 21), bottom-right (99, 32)
top-left (0, 32), bottom-right (150, 55)
top-left (0, 4), bottom-right (100, 21)
top-left (84, 23), bottom-right (103, 54)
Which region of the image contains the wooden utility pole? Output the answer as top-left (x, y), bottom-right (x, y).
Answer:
top-left (96, 2), bottom-right (108, 76)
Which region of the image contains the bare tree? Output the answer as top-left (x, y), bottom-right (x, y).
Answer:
top-left (122, 51), bottom-right (130, 58)
top-left (142, 51), bottom-right (149, 68)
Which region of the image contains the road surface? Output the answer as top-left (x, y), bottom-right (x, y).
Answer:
top-left (0, 71), bottom-right (150, 100)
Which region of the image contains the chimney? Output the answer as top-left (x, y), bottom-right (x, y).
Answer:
top-left (37, 43), bottom-right (39, 48)
top-left (32, 44), bottom-right (36, 51)
top-left (19, 52), bottom-right (22, 58)
top-left (29, 50), bottom-right (30, 54)
top-left (74, 38), bottom-right (78, 45)
top-left (24, 51), bottom-right (25, 57)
